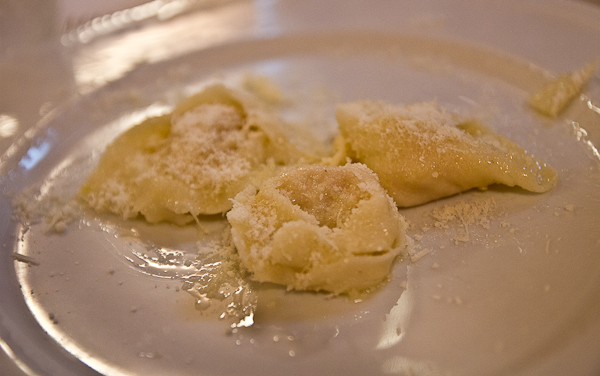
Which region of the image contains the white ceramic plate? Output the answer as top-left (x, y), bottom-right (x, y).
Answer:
top-left (2, 1), bottom-right (600, 375)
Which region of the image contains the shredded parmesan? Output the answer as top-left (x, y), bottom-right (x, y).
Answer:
top-left (430, 198), bottom-right (496, 243)
top-left (12, 189), bottom-right (80, 233)
top-left (409, 248), bottom-right (431, 263)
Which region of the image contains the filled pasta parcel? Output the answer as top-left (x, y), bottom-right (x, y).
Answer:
top-left (226, 163), bottom-right (408, 295)
top-left (334, 100), bottom-right (558, 207)
top-left (79, 84), bottom-right (308, 225)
